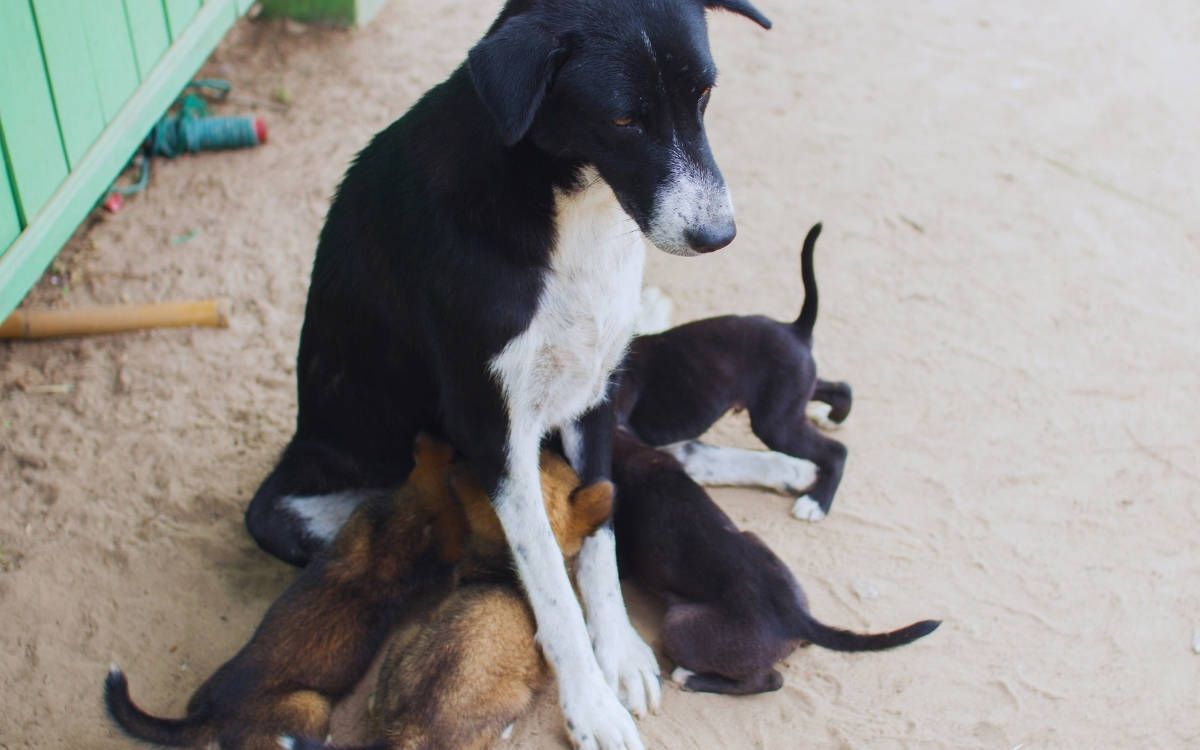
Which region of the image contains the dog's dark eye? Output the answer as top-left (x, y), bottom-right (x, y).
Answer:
top-left (698, 86), bottom-right (713, 114)
top-left (613, 115), bottom-right (636, 128)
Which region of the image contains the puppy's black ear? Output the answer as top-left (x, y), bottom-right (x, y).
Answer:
top-left (468, 15), bottom-right (567, 146)
top-left (704, 0), bottom-right (772, 29)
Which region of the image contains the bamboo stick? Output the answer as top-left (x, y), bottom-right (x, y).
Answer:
top-left (0, 299), bottom-right (230, 339)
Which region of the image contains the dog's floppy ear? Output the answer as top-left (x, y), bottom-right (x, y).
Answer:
top-left (704, 0), bottom-right (772, 29)
top-left (468, 14), bottom-right (567, 146)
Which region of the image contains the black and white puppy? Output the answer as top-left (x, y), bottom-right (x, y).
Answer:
top-left (615, 224), bottom-right (852, 522)
top-left (243, 2), bottom-right (771, 748)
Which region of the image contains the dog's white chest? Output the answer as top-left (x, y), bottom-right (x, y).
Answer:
top-left (490, 174), bottom-right (645, 431)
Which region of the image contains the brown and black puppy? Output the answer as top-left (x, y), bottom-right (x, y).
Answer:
top-left (104, 437), bottom-right (467, 750)
top-left (284, 453), bottom-right (614, 750)
top-left (615, 223), bottom-right (852, 522)
top-left (611, 429), bottom-right (939, 696)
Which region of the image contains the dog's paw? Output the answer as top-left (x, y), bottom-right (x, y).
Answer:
top-left (670, 666), bottom-right (695, 687)
top-left (791, 495), bottom-right (827, 522)
top-left (592, 622), bottom-right (662, 718)
top-left (805, 401), bottom-right (842, 431)
top-left (634, 285), bottom-right (673, 335)
top-left (560, 675), bottom-right (645, 750)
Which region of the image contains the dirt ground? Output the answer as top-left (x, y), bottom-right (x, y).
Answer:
top-left (2, 0), bottom-right (1198, 747)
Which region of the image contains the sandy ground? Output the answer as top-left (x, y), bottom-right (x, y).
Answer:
top-left (2, 0), bottom-right (1199, 747)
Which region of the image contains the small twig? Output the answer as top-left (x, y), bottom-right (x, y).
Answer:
top-left (1035, 153), bottom-right (1183, 221)
top-left (899, 215), bottom-right (926, 234)
top-left (21, 383), bottom-right (74, 395)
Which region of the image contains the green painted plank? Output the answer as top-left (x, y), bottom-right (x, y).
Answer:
top-left (221, 0), bottom-right (239, 26)
top-left (30, 0), bottom-right (107, 167)
top-left (123, 0), bottom-right (171, 80)
top-left (80, 0), bottom-right (142, 122)
top-left (0, 0), bottom-right (239, 320)
top-left (0, 0), bottom-right (69, 225)
top-left (0, 148), bottom-right (19, 251)
top-left (163, 0), bottom-right (200, 40)
top-left (260, 0), bottom-right (355, 26)
top-left (283, 0), bottom-right (390, 27)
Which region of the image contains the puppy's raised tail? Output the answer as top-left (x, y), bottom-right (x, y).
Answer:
top-left (796, 616), bottom-right (940, 652)
top-left (793, 222), bottom-right (822, 345)
top-left (104, 666), bottom-right (209, 747)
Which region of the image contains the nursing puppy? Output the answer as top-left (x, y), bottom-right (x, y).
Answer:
top-left (285, 458), bottom-right (615, 750)
top-left (611, 430), bottom-right (940, 696)
top-left (615, 223), bottom-right (852, 522)
top-left (243, 1), bottom-right (772, 746)
top-left (104, 438), bottom-right (464, 750)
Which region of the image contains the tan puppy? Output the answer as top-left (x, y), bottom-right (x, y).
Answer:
top-left (285, 452), bottom-right (614, 750)
top-left (104, 437), bottom-right (466, 750)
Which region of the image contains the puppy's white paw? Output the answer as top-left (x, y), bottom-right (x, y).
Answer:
top-left (560, 674), bottom-right (645, 750)
top-left (593, 623), bottom-right (662, 718)
top-left (670, 666), bottom-right (695, 686)
top-left (791, 495), bottom-right (827, 522)
top-left (805, 401), bottom-right (841, 431)
top-left (634, 285), bottom-right (673, 335)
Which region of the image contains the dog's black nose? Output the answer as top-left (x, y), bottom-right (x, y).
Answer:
top-left (685, 222), bottom-right (737, 253)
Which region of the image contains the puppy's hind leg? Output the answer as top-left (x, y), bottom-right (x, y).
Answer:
top-left (808, 379), bottom-right (852, 429)
top-left (661, 605), bottom-right (782, 696)
top-left (673, 668), bottom-right (783, 696)
top-left (749, 414), bottom-right (847, 522)
top-left (225, 691), bottom-right (331, 750)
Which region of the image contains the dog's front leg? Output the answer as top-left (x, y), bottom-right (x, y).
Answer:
top-left (490, 422), bottom-right (645, 750)
top-left (566, 402), bottom-right (662, 718)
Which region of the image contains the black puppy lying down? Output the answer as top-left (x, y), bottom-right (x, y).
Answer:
top-left (611, 429), bottom-right (939, 695)
top-left (615, 223), bottom-right (852, 522)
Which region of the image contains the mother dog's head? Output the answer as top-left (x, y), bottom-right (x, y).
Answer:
top-left (468, 0), bottom-right (771, 257)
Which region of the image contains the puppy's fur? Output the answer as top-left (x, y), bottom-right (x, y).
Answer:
top-left (611, 430), bottom-right (939, 696)
top-left (615, 223), bottom-right (851, 521)
top-left (243, 2), bottom-right (772, 745)
top-left (104, 438), bottom-right (465, 750)
top-left (285, 457), bottom-right (614, 750)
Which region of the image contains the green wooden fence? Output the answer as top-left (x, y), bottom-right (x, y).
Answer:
top-left (0, 0), bottom-right (258, 321)
top-left (0, 0), bottom-right (389, 321)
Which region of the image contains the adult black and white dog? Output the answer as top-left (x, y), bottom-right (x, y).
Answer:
top-left (244, 1), bottom-right (772, 748)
